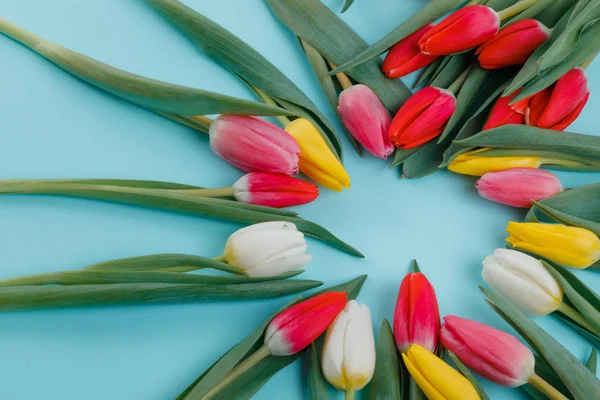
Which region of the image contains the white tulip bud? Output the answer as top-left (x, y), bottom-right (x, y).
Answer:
top-left (222, 221), bottom-right (311, 277)
top-left (482, 249), bottom-right (563, 316)
top-left (321, 300), bottom-right (376, 393)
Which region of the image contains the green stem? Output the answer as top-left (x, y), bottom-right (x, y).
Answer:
top-left (250, 85), bottom-right (291, 127)
top-left (497, 0), bottom-right (542, 20)
top-left (345, 389), bottom-right (355, 400)
top-left (541, 157), bottom-right (589, 168)
top-left (528, 373), bottom-right (568, 400)
top-left (0, 17), bottom-right (45, 48)
top-left (202, 345), bottom-right (272, 400)
top-left (155, 112), bottom-right (211, 134)
top-left (175, 187), bottom-right (235, 198)
top-left (446, 65), bottom-right (473, 94)
top-left (557, 302), bottom-right (600, 338)
top-left (213, 255), bottom-right (226, 263)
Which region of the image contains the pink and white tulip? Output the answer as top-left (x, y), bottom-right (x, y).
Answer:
top-left (233, 173), bottom-right (319, 208)
top-left (475, 168), bottom-right (563, 208)
top-left (209, 115), bottom-right (300, 174)
top-left (338, 85), bottom-right (394, 159)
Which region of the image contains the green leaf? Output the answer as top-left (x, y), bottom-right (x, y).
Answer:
top-left (429, 54), bottom-right (472, 90)
top-left (521, 355), bottom-right (571, 398)
top-left (411, 260), bottom-right (421, 273)
top-left (390, 145), bottom-right (427, 169)
top-left (329, 0), bottom-right (466, 73)
top-left (341, 0), bottom-right (355, 13)
top-left (535, 0), bottom-right (580, 27)
top-left (554, 312), bottom-right (600, 348)
top-left (448, 351), bottom-right (490, 400)
top-left (0, 19), bottom-right (288, 118)
top-left (545, 261), bottom-right (600, 313)
top-left (265, 0), bottom-right (411, 113)
top-left (401, 140), bottom-right (447, 179)
top-left (409, 378), bottom-right (425, 400)
top-left (145, 0), bottom-right (342, 158)
top-left (455, 125), bottom-right (600, 159)
top-left (587, 349), bottom-right (598, 374)
top-left (532, 199), bottom-right (600, 236)
top-left (413, 57), bottom-right (444, 89)
top-left (369, 319), bottom-right (402, 400)
top-left (532, 183), bottom-right (600, 225)
top-left (0, 279), bottom-right (322, 311)
top-left (482, 287), bottom-right (600, 400)
top-left (83, 253), bottom-right (242, 273)
top-left (504, 0), bottom-right (572, 26)
top-left (307, 344), bottom-right (330, 400)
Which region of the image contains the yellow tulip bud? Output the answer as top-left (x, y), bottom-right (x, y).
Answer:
top-left (448, 149), bottom-right (541, 176)
top-left (402, 345), bottom-right (480, 400)
top-left (285, 118), bottom-right (350, 191)
top-left (506, 222), bottom-right (600, 269)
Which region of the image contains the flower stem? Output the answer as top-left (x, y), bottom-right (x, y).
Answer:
top-left (213, 255), bottom-right (226, 263)
top-left (497, 0), bottom-right (542, 20)
top-left (580, 51), bottom-right (599, 70)
top-left (176, 187), bottom-right (235, 198)
top-left (0, 17), bottom-right (44, 48)
top-left (202, 345), bottom-right (272, 400)
top-left (557, 302), bottom-right (600, 337)
top-left (329, 62), bottom-right (353, 90)
top-left (250, 84), bottom-right (291, 127)
top-left (446, 65), bottom-right (473, 95)
top-left (528, 373), bottom-right (569, 400)
top-left (345, 389), bottom-right (355, 400)
top-left (189, 115), bottom-right (214, 130)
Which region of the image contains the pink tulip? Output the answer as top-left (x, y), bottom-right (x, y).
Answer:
top-left (338, 85), bottom-right (394, 159)
top-left (233, 173), bottom-right (319, 208)
top-left (483, 91), bottom-right (525, 130)
top-left (209, 115), bottom-right (300, 174)
top-left (476, 19), bottom-right (550, 70)
top-left (382, 24), bottom-right (439, 79)
top-left (393, 272), bottom-right (440, 353)
top-left (265, 292), bottom-right (347, 356)
top-left (441, 316), bottom-right (535, 387)
top-left (475, 168), bottom-right (563, 208)
top-left (419, 5), bottom-right (500, 56)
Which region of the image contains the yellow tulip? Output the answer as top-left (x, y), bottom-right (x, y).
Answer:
top-left (402, 345), bottom-right (480, 400)
top-left (448, 149), bottom-right (541, 177)
top-left (506, 222), bottom-right (600, 269)
top-left (285, 118), bottom-right (350, 191)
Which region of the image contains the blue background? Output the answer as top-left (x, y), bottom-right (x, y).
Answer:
top-left (0, 0), bottom-right (598, 399)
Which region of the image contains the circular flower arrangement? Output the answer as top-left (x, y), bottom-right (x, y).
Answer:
top-left (0, 0), bottom-right (599, 399)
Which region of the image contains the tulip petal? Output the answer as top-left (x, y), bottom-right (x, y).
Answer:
top-left (402, 353), bottom-right (446, 400)
top-left (322, 307), bottom-right (350, 390)
top-left (483, 92), bottom-right (525, 131)
top-left (382, 24), bottom-right (439, 79)
top-left (448, 150), bottom-right (542, 176)
top-left (343, 302), bottom-right (376, 390)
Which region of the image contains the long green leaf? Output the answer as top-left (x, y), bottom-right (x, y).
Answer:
top-left (430, 54), bottom-right (473, 90)
top-left (84, 253), bottom-right (241, 273)
top-left (413, 58), bottom-right (445, 89)
top-left (532, 183), bottom-right (600, 223)
top-left (532, 201), bottom-right (600, 236)
top-left (448, 352), bottom-right (490, 400)
top-left (369, 319), bottom-right (402, 400)
top-left (587, 349), bottom-right (598, 374)
top-left (0, 18), bottom-right (288, 118)
top-left (329, 0), bottom-right (465, 73)
top-left (546, 261), bottom-right (600, 312)
top-left (390, 145), bottom-right (426, 169)
top-left (145, 0), bottom-right (342, 158)
top-left (482, 287), bottom-right (600, 399)
top-left (521, 355), bottom-right (572, 398)
top-left (264, 0), bottom-right (411, 113)
top-left (307, 344), bottom-right (330, 400)
top-left (341, 0), bottom-right (355, 13)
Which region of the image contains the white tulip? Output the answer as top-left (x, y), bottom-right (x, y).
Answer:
top-left (482, 248), bottom-right (563, 316)
top-left (222, 221), bottom-right (311, 277)
top-left (321, 300), bottom-right (376, 395)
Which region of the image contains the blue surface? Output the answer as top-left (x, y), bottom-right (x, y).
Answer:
top-left (0, 0), bottom-right (598, 399)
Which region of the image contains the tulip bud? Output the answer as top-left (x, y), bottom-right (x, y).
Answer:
top-left (338, 85), bottom-right (394, 159)
top-left (419, 5), bottom-right (500, 56)
top-left (321, 300), bottom-right (376, 393)
top-left (441, 316), bottom-right (535, 387)
top-left (393, 272), bottom-right (440, 353)
top-left (506, 222), bottom-right (600, 269)
top-left (232, 172), bottom-right (318, 208)
top-left (519, 68), bottom-right (590, 131)
top-left (402, 344), bottom-right (481, 400)
top-left (475, 168), bottom-right (563, 208)
top-left (476, 19), bottom-right (550, 70)
top-left (388, 86), bottom-right (456, 149)
top-left (382, 24), bottom-right (439, 79)
top-left (209, 115), bottom-right (300, 174)
top-left (222, 221), bottom-right (312, 277)
top-left (482, 249), bottom-right (563, 316)
top-left (284, 118), bottom-right (351, 192)
top-left (448, 149), bottom-right (542, 176)
top-left (483, 91), bottom-right (525, 131)
top-left (265, 292), bottom-right (347, 355)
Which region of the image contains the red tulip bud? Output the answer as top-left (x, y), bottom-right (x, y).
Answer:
top-left (393, 272), bottom-right (440, 353)
top-left (483, 91), bottom-right (525, 130)
top-left (419, 5), bottom-right (500, 56)
top-left (388, 87), bottom-right (456, 149)
top-left (475, 168), bottom-right (563, 208)
top-left (265, 292), bottom-right (347, 356)
top-left (382, 24), bottom-right (439, 79)
top-left (209, 115), bottom-right (300, 174)
top-left (338, 84), bottom-right (395, 159)
top-left (441, 316), bottom-right (535, 387)
top-left (524, 68), bottom-right (590, 131)
top-left (476, 19), bottom-right (550, 70)
top-left (233, 173), bottom-right (319, 208)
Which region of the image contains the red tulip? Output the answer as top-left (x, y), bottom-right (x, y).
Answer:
top-left (475, 168), bottom-right (563, 208)
top-left (382, 24), bottom-right (439, 79)
top-left (265, 292), bottom-right (347, 355)
top-left (441, 316), bottom-right (535, 387)
top-left (233, 173), bottom-right (319, 208)
top-left (393, 272), bottom-right (440, 353)
top-left (522, 68), bottom-right (590, 131)
top-left (419, 5), bottom-right (500, 56)
top-left (476, 19), bottom-right (550, 70)
top-left (483, 91), bottom-right (525, 130)
top-left (338, 84), bottom-right (394, 159)
top-left (209, 115), bottom-right (300, 174)
top-left (388, 87), bottom-right (456, 149)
